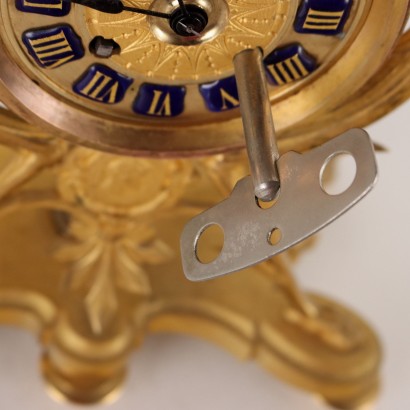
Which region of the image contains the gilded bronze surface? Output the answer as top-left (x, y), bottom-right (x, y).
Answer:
top-left (0, 141), bottom-right (381, 408)
top-left (0, 2), bottom-right (409, 408)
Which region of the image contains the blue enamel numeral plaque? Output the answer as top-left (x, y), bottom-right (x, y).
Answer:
top-left (133, 84), bottom-right (186, 117)
top-left (199, 76), bottom-right (240, 112)
top-left (264, 44), bottom-right (317, 86)
top-left (294, 0), bottom-right (353, 35)
top-left (16, 0), bottom-right (70, 16)
top-left (73, 65), bottom-right (133, 104)
top-left (22, 26), bottom-right (84, 69)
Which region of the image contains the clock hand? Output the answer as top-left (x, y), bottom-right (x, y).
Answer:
top-left (177, 21), bottom-right (200, 36)
top-left (122, 3), bottom-right (171, 18)
top-left (176, 0), bottom-right (189, 17)
top-left (63, 0), bottom-right (172, 19)
top-left (63, 0), bottom-right (203, 36)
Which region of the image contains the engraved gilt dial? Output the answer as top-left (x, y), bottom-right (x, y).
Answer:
top-left (0, 0), bottom-right (408, 154)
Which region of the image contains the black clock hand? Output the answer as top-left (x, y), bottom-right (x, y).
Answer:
top-left (64, 0), bottom-right (202, 36)
top-left (177, 21), bottom-right (200, 36)
top-left (64, 0), bottom-right (172, 19)
top-left (122, 3), bottom-right (171, 18)
top-left (176, 0), bottom-right (189, 17)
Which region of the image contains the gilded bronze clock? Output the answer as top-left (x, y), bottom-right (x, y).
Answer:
top-left (0, 0), bottom-right (409, 407)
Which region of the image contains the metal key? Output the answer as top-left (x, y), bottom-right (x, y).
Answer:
top-left (180, 49), bottom-right (378, 282)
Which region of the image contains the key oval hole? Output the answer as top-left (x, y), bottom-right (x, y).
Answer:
top-left (320, 152), bottom-right (357, 196)
top-left (195, 224), bottom-right (224, 264)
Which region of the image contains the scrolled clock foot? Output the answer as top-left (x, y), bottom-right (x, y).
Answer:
top-left (256, 294), bottom-right (381, 410)
top-left (324, 382), bottom-right (379, 410)
top-left (42, 355), bottom-right (125, 404)
top-left (39, 313), bottom-right (137, 405)
top-left (41, 325), bottom-right (130, 404)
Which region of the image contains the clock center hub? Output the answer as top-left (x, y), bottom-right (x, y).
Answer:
top-left (149, 0), bottom-right (229, 46)
top-left (169, 5), bottom-right (209, 37)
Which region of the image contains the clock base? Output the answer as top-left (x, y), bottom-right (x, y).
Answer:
top-left (0, 141), bottom-right (380, 409)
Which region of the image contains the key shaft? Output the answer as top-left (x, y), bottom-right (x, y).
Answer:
top-left (234, 48), bottom-right (280, 202)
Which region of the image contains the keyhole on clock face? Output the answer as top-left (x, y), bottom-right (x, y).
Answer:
top-left (89, 36), bottom-right (121, 58)
top-left (169, 5), bottom-right (209, 37)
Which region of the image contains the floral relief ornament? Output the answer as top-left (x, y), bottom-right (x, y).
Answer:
top-left (54, 147), bottom-right (193, 333)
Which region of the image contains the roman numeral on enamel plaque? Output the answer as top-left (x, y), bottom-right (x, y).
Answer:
top-left (16, 0), bottom-right (70, 16)
top-left (220, 88), bottom-right (240, 111)
top-left (73, 65), bottom-right (133, 104)
top-left (294, 0), bottom-right (353, 35)
top-left (303, 9), bottom-right (344, 30)
top-left (266, 54), bottom-right (308, 85)
top-left (148, 91), bottom-right (172, 116)
top-left (264, 44), bottom-right (317, 86)
top-left (133, 84), bottom-right (186, 117)
top-left (22, 26), bottom-right (84, 69)
top-left (200, 76), bottom-right (240, 112)
top-left (80, 72), bottom-right (119, 102)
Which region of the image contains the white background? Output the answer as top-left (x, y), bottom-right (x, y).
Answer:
top-left (0, 43), bottom-right (409, 410)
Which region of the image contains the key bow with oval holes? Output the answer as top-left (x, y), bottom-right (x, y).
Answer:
top-left (180, 49), bottom-right (378, 282)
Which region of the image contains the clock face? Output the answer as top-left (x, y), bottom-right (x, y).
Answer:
top-left (0, 0), bottom-right (408, 154)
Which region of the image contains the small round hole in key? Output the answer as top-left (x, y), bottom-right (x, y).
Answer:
top-left (268, 228), bottom-right (282, 246)
top-left (255, 190), bottom-right (280, 209)
top-left (195, 224), bottom-right (224, 264)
